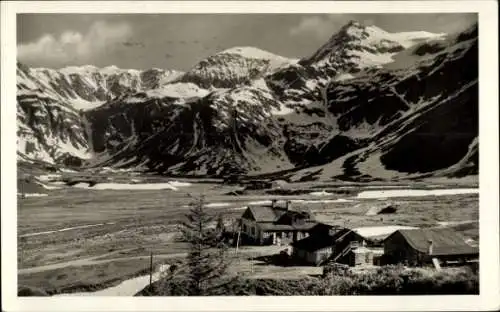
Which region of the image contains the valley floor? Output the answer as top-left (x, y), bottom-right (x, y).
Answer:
top-left (16, 173), bottom-right (479, 295)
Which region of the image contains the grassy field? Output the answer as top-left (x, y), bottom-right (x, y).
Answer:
top-left (17, 172), bottom-right (479, 294)
top-left (18, 257), bottom-right (171, 295)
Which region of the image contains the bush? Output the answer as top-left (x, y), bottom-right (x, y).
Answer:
top-left (320, 266), bottom-right (478, 295)
top-left (18, 285), bottom-right (49, 296)
top-left (138, 266), bottom-right (479, 296)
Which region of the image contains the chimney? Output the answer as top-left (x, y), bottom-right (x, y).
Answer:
top-left (428, 239), bottom-right (433, 255)
top-left (285, 200), bottom-right (291, 210)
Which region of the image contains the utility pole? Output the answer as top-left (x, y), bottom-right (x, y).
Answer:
top-left (149, 251), bottom-right (153, 286)
top-left (235, 228), bottom-right (241, 254)
top-left (20, 177), bottom-right (25, 199)
top-left (250, 252), bottom-right (254, 274)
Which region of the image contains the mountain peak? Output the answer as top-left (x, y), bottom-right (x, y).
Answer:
top-left (301, 21), bottom-right (446, 67)
top-left (340, 20), bottom-right (366, 31)
top-left (178, 46), bottom-right (298, 89)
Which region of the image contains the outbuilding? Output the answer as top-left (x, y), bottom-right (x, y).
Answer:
top-left (383, 228), bottom-right (479, 267)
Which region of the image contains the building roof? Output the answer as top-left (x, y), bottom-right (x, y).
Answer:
top-left (388, 228), bottom-right (479, 256)
top-left (291, 227), bottom-right (364, 252)
top-left (246, 205), bottom-right (284, 222)
top-left (243, 205), bottom-right (313, 223)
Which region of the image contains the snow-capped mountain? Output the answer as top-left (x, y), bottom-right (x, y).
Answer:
top-left (301, 20), bottom-right (446, 68)
top-left (266, 20), bottom-right (446, 110)
top-left (17, 63), bottom-right (183, 165)
top-left (176, 46), bottom-right (298, 89)
top-left (29, 65), bottom-right (183, 110)
top-left (17, 62), bottom-right (91, 166)
top-left (289, 23), bottom-right (478, 181)
top-left (17, 21), bottom-right (479, 181)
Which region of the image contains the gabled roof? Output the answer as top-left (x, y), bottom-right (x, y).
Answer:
top-left (387, 228), bottom-right (479, 256)
top-left (291, 227), bottom-right (365, 252)
top-left (242, 205), bottom-right (313, 223)
top-left (275, 210), bottom-right (311, 224)
top-left (244, 206), bottom-right (286, 222)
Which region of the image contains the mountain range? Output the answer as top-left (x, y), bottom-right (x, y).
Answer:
top-left (17, 21), bottom-right (478, 182)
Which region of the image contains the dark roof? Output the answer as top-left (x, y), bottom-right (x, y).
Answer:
top-left (388, 228), bottom-right (478, 256)
top-left (243, 205), bottom-right (313, 223)
top-left (291, 227), bottom-right (365, 252)
top-left (246, 206), bottom-right (285, 222)
top-left (310, 222), bottom-right (343, 232)
top-left (276, 210), bottom-right (312, 223)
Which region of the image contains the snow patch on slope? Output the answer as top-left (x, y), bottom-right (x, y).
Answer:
top-left (125, 83), bottom-right (210, 103)
top-left (221, 46), bottom-right (299, 70)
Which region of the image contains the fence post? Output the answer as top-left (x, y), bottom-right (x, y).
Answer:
top-left (149, 251), bottom-right (153, 286)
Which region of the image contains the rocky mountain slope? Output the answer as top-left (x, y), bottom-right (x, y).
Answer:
top-left (289, 24), bottom-right (478, 181)
top-left (175, 46), bottom-right (298, 89)
top-left (16, 64), bottom-right (183, 165)
top-left (29, 65), bottom-right (183, 110)
top-left (17, 21), bottom-right (479, 181)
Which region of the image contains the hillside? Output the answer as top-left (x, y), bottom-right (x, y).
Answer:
top-left (16, 21), bottom-right (479, 181)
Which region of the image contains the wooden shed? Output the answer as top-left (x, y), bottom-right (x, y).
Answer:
top-left (383, 228), bottom-right (479, 267)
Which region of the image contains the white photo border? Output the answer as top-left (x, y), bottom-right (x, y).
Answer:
top-left (1, 1), bottom-right (498, 311)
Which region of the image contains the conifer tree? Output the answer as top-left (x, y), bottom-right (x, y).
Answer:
top-left (180, 196), bottom-right (230, 295)
top-left (215, 213), bottom-right (226, 240)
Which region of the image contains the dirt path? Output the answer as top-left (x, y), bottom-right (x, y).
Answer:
top-left (55, 264), bottom-right (171, 296)
top-left (18, 245), bottom-right (282, 275)
top-left (50, 245), bottom-right (284, 296)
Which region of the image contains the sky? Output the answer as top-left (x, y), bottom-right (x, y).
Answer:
top-left (17, 13), bottom-right (477, 71)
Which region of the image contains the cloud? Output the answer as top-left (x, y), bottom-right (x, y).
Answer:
top-left (289, 14), bottom-right (478, 40)
top-left (18, 21), bottom-right (132, 66)
top-left (289, 15), bottom-right (374, 40)
top-left (289, 15), bottom-right (349, 40)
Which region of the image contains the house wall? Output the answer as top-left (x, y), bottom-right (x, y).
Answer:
top-left (241, 218), bottom-right (260, 242)
top-left (241, 219), bottom-right (294, 245)
top-left (336, 249), bottom-right (375, 267)
top-left (384, 232), bottom-right (423, 265)
top-left (295, 246), bottom-right (334, 265)
top-left (293, 231), bottom-right (368, 265)
top-left (314, 246), bottom-right (334, 264)
top-left (353, 251), bottom-right (374, 266)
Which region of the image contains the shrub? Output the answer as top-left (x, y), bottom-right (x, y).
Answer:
top-left (18, 285), bottom-right (49, 296)
top-left (139, 265), bottom-right (478, 296)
